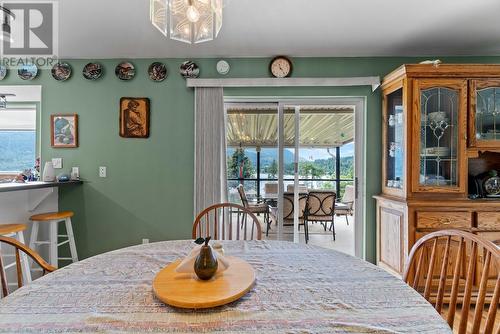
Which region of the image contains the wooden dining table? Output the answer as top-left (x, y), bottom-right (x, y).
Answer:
top-left (0, 240), bottom-right (452, 333)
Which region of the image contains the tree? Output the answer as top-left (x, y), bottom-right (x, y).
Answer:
top-left (265, 159), bottom-right (278, 179)
top-left (299, 161), bottom-right (325, 179)
top-left (227, 148), bottom-right (255, 179)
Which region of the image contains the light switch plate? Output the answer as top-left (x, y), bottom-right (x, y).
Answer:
top-left (71, 167), bottom-right (79, 179)
top-left (99, 166), bottom-right (107, 178)
top-left (52, 158), bottom-right (62, 169)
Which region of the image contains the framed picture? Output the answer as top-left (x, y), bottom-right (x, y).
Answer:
top-left (119, 97), bottom-right (150, 138)
top-left (51, 114), bottom-right (78, 148)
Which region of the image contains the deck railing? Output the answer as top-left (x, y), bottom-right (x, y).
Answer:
top-left (227, 177), bottom-right (353, 203)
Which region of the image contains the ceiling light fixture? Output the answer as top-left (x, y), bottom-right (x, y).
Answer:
top-left (0, 94), bottom-right (16, 109)
top-left (150, 0), bottom-right (223, 44)
top-left (0, 6), bottom-right (15, 43)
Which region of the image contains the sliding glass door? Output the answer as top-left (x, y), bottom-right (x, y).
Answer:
top-left (280, 103), bottom-right (354, 245)
top-left (225, 102), bottom-right (283, 238)
top-left (225, 99), bottom-right (357, 253)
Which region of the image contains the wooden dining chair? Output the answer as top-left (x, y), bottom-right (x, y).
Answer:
top-left (403, 230), bottom-right (500, 334)
top-left (192, 203), bottom-right (262, 240)
top-left (0, 236), bottom-right (56, 298)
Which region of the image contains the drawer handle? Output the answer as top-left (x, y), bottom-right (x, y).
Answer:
top-left (439, 218), bottom-right (452, 225)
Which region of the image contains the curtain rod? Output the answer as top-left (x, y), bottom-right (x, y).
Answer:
top-left (186, 77), bottom-right (381, 92)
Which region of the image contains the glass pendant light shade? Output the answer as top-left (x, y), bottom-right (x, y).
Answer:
top-left (186, 5), bottom-right (200, 23)
top-left (213, 0), bottom-right (223, 37)
top-left (0, 6), bottom-right (15, 43)
top-left (150, 0), bottom-right (168, 36)
top-left (0, 24), bottom-right (12, 43)
top-left (150, 0), bottom-right (223, 44)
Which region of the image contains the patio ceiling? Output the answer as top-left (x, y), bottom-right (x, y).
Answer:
top-left (226, 105), bottom-right (354, 148)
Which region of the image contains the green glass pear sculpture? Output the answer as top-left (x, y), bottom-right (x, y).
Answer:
top-left (194, 236), bottom-right (218, 280)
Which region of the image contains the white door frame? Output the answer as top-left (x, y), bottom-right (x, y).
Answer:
top-left (225, 96), bottom-right (366, 259)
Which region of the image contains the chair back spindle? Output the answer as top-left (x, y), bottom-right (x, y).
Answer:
top-left (403, 230), bottom-right (500, 334)
top-left (192, 203), bottom-right (262, 241)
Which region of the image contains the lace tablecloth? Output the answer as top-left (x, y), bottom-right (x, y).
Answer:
top-left (0, 240), bottom-right (451, 333)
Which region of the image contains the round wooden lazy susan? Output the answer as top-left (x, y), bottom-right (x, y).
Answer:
top-left (153, 256), bottom-right (255, 309)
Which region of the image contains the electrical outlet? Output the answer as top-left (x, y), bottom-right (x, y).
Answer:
top-left (142, 239), bottom-right (149, 244)
top-left (99, 166), bottom-right (107, 178)
top-left (52, 158), bottom-right (62, 169)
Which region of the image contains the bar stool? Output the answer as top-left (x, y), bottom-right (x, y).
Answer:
top-left (0, 224), bottom-right (32, 288)
top-left (29, 211), bottom-right (78, 268)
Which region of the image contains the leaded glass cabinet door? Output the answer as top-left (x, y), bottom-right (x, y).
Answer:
top-left (469, 79), bottom-right (500, 149)
top-left (412, 79), bottom-right (467, 194)
top-left (382, 85), bottom-right (405, 197)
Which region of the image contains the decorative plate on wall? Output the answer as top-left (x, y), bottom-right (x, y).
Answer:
top-left (18, 64), bottom-right (38, 80)
top-left (216, 60), bottom-right (230, 75)
top-left (115, 62), bottom-right (135, 81)
top-left (51, 62), bottom-right (72, 81)
top-left (180, 61), bottom-right (200, 79)
top-left (0, 66), bottom-right (7, 80)
top-left (83, 62), bottom-right (103, 80)
top-left (148, 62), bottom-right (167, 82)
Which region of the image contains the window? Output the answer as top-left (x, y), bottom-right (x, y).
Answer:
top-left (0, 107), bottom-right (36, 172)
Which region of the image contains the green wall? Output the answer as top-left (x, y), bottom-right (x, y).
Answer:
top-left (2, 56), bottom-right (500, 263)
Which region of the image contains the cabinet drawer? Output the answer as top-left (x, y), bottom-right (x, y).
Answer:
top-left (416, 211), bottom-right (471, 229)
top-left (477, 212), bottom-right (500, 230)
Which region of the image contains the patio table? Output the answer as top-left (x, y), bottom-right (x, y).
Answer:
top-left (260, 192), bottom-right (278, 207)
top-left (0, 240), bottom-right (451, 333)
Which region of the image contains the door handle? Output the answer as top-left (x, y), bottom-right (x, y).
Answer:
top-left (355, 177), bottom-right (359, 200)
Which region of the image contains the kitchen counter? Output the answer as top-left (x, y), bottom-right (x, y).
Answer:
top-left (0, 180), bottom-right (83, 193)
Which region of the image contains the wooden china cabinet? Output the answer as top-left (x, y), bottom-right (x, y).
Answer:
top-left (375, 64), bottom-right (500, 277)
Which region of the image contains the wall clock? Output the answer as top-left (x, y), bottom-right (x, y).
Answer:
top-left (216, 60), bottom-right (230, 75)
top-left (269, 56), bottom-right (292, 78)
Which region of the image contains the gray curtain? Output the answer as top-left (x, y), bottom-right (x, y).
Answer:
top-left (194, 87), bottom-right (227, 217)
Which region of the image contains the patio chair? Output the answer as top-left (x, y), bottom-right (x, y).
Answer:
top-left (335, 185), bottom-right (354, 225)
top-left (264, 182), bottom-right (278, 195)
top-left (192, 203), bottom-right (262, 240)
top-left (286, 184), bottom-right (308, 193)
top-left (237, 184), bottom-right (270, 232)
top-left (269, 192), bottom-right (308, 241)
top-left (305, 190), bottom-right (337, 241)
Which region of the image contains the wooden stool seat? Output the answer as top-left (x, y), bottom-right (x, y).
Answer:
top-left (0, 223), bottom-right (31, 289)
top-left (0, 224), bottom-right (26, 235)
top-left (30, 211), bottom-right (74, 222)
top-left (29, 211), bottom-right (78, 269)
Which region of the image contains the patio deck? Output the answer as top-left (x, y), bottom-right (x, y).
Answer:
top-left (259, 214), bottom-right (355, 256)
